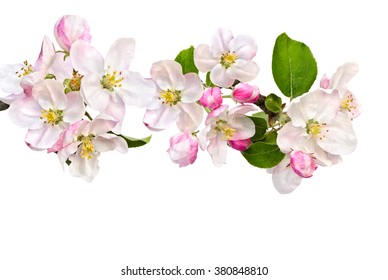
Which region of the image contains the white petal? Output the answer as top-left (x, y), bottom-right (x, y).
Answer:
top-left (176, 102), bottom-right (204, 132)
top-left (104, 94), bottom-right (126, 133)
top-left (277, 123), bottom-right (310, 153)
top-left (8, 97), bottom-right (42, 129)
top-left (199, 126), bottom-right (210, 151)
top-left (194, 44), bottom-right (218, 72)
top-left (143, 105), bottom-right (180, 131)
top-left (93, 134), bottom-right (128, 153)
top-left (33, 36), bottom-right (56, 71)
top-left (33, 79), bottom-right (67, 110)
top-left (118, 71), bottom-right (156, 107)
top-left (150, 60), bottom-right (185, 91)
top-left (317, 112), bottom-right (357, 155)
top-left (329, 62), bottom-right (358, 91)
top-left (105, 38), bottom-right (135, 70)
top-left (181, 73), bottom-right (203, 103)
top-left (48, 52), bottom-right (74, 83)
top-left (25, 124), bottom-right (64, 150)
top-left (228, 104), bottom-right (257, 116)
top-left (208, 133), bottom-right (227, 167)
top-left (62, 91), bottom-right (85, 123)
top-left (210, 64), bottom-right (234, 88)
top-left (272, 156), bottom-right (303, 194)
top-left (228, 35), bottom-right (257, 60)
top-left (69, 151), bottom-right (100, 182)
top-left (210, 28), bottom-right (234, 56)
top-left (70, 40), bottom-right (104, 76)
top-left (228, 59), bottom-right (259, 82)
top-left (0, 63), bottom-right (24, 95)
top-left (229, 116), bottom-right (255, 140)
top-left (83, 116), bottom-right (118, 136)
top-left (80, 74), bottom-right (110, 111)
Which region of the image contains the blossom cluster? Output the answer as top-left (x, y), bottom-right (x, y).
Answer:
top-left (0, 15), bottom-right (361, 193)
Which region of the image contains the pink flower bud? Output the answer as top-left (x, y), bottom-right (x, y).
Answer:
top-left (232, 83), bottom-right (260, 103)
top-left (54, 15), bottom-right (92, 52)
top-left (320, 74), bottom-right (330, 89)
top-left (289, 150), bottom-right (318, 178)
top-left (167, 132), bottom-right (199, 167)
top-left (199, 87), bottom-right (222, 110)
top-left (228, 138), bottom-right (252, 151)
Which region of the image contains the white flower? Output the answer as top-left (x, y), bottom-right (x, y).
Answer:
top-left (194, 28), bottom-right (259, 88)
top-left (277, 89), bottom-right (357, 166)
top-left (143, 60), bottom-right (204, 132)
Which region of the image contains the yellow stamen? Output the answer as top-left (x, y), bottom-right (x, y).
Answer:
top-left (220, 52), bottom-right (238, 69)
top-left (79, 135), bottom-right (95, 159)
top-left (16, 60), bottom-right (34, 78)
top-left (159, 89), bottom-right (181, 106)
top-left (40, 109), bottom-right (63, 126)
top-left (100, 66), bottom-right (123, 92)
top-left (216, 120), bottom-right (236, 140)
top-left (341, 93), bottom-right (357, 115)
top-left (306, 120), bottom-right (328, 141)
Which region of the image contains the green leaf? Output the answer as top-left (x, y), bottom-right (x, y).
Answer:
top-left (242, 142), bottom-right (285, 168)
top-left (0, 100), bottom-right (9, 111)
top-left (249, 116), bottom-right (268, 142)
top-left (45, 74), bottom-right (56, 80)
top-left (272, 33), bottom-right (317, 99)
top-left (265, 93), bottom-right (283, 113)
top-left (263, 131), bottom-right (278, 144)
top-left (206, 72), bottom-right (215, 87)
top-left (175, 46), bottom-right (199, 74)
top-left (118, 134), bottom-right (152, 148)
top-left (252, 111), bottom-right (268, 123)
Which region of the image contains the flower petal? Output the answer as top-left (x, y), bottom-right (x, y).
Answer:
top-left (228, 104), bottom-right (256, 116)
top-left (93, 134), bottom-right (128, 153)
top-left (0, 63), bottom-right (24, 96)
top-left (228, 59), bottom-right (259, 82)
top-left (69, 151), bottom-right (100, 182)
top-left (8, 97), bottom-right (42, 129)
top-left (25, 124), bottom-right (65, 150)
top-left (194, 44), bottom-right (218, 73)
top-left (118, 71), bottom-right (156, 107)
top-left (228, 35), bottom-right (257, 60)
top-left (33, 79), bottom-right (67, 110)
top-left (34, 36), bottom-right (56, 71)
top-left (80, 74), bottom-right (110, 111)
top-left (62, 91), bottom-right (85, 123)
top-left (272, 156), bottom-right (303, 194)
top-left (105, 38), bottom-right (135, 70)
top-left (150, 60), bottom-right (185, 91)
top-left (205, 104), bottom-right (228, 125)
top-left (104, 93), bottom-right (126, 133)
top-left (208, 133), bottom-right (227, 167)
top-left (277, 123), bottom-right (310, 153)
top-left (70, 40), bottom-right (104, 76)
top-left (143, 105), bottom-right (180, 131)
top-left (329, 62), bottom-right (358, 92)
top-left (82, 116), bottom-right (118, 136)
top-left (181, 73), bottom-right (203, 103)
top-left (210, 64), bottom-right (234, 88)
top-left (210, 28), bottom-right (234, 56)
top-left (176, 102), bottom-right (203, 132)
top-left (229, 116), bottom-right (255, 140)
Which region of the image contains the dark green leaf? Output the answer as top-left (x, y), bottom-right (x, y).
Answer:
top-left (272, 33), bottom-right (317, 99)
top-left (249, 116), bottom-right (268, 142)
top-left (118, 134), bottom-right (152, 148)
top-left (175, 46), bottom-right (199, 74)
top-left (242, 142), bottom-right (285, 168)
top-left (0, 100), bottom-right (9, 111)
top-left (263, 131), bottom-right (278, 144)
top-left (206, 72), bottom-right (215, 87)
top-left (265, 93), bottom-right (283, 113)
top-left (252, 111), bottom-right (268, 123)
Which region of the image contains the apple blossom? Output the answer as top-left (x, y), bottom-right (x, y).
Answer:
top-left (232, 83), bottom-right (260, 103)
top-left (194, 28), bottom-right (259, 88)
top-left (143, 60), bottom-right (204, 132)
top-left (200, 104), bottom-right (256, 166)
top-left (8, 79), bottom-right (85, 150)
top-left (199, 87), bottom-right (222, 110)
top-left (167, 132), bottom-right (199, 167)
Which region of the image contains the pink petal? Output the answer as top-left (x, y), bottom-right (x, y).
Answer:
top-left (143, 105), bottom-right (180, 131)
top-left (207, 133), bottom-right (228, 167)
top-left (118, 71), bottom-right (156, 107)
top-left (105, 38), bottom-right (135, 71)
top-left (32, 79), bottom-right (67, 110)
top-left (228, 115), bottom-right (255, 140)
top-left (70, 40), bottom-right (104, 76)
top-left (150, 60), bottom-right (185, 91)
top-left (272, 156), bottom-right (303, 194)
top-left (210, 28), bottom-right (234, 56)
top-left (228, 35), bottom-right (257, 60)
top-left (25, 124), bottom-right (65, 150)
top-left (181, 73), bottom-right (203, 103)
top-left (228, 59), bottom-right (259, 82)
top-left (93, 134), bottom-right (128, 153)
top-left (62, 91), bottom-right (85, 123)
top-left (34, 36), bottom-right (56, 71)
top-left (210, 64), bottom-right (234, 88)
top-left (194, 44), bottom-right (218, 72)
top-left (176, 102), bottom-right (204, 132)
top-left (80, 74), bottom-right (110, 111)
top-left (8, 97), bottom-right (42, 129)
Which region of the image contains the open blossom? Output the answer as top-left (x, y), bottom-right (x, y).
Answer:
top-left (49, 116), bottom-right (127, 182)
top-left (199, 87), bottom-right (222, 110)
top-left (167, 132), bottom-right (199, 167)
top-left (54, 15), bottom-right (92, 52)
top-left (277, 89), bottom-right (356, 166)
top-left (320, 62), bottom-right (361, 119)
top-left (70, 39), bottom-right (156, 132)
top-left (0, 36), bottom-right (55, 104)
top-left (200, 104), bottom-right (256, 166)
top-left (143, 60), bottom-right (204, 132)
top-left (232, 83), bottom-right (260, 103)
top-left (8, 79), bottom-right (85, 150)
top-left (194, 28), bottom-right (259, 88)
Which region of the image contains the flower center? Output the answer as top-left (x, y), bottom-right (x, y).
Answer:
top-left (159, 89), bottom-right (181, 106)
top-left (340, 93), bottom-right (357, 115)
top-left (16, 60), bottom-right (34, 78)
top-left (216, 120), bottom-right (236, 140)
top-left (220, 51), bottom-right (238, 69)
top-left (78, 135), bottom-right (95, 159)
top-left (40, 109), bottom-right (63, 126)
top-left (306, 120), bottom-right (328, 140)
top-left (100, 66), bottom-right (123, 92)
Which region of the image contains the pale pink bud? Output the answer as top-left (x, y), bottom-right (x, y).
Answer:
top-left (320, 74), bottom-right (330, 89)
top-left (199, 87), bottom-right (222, 110)
top-left (167, 132), bottom-right (199, 167)
top-left (289, 150), bottom-right (318, 178)
top-left (228, 138), bottom-right (252, 151)
top-left (232, 83), bottom-right (260, 103)
top-left (54, 15), bottom-right (92, 52)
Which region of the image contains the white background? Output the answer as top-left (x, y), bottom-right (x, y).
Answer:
top-left (0, 0), bottom-right (386, 279)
